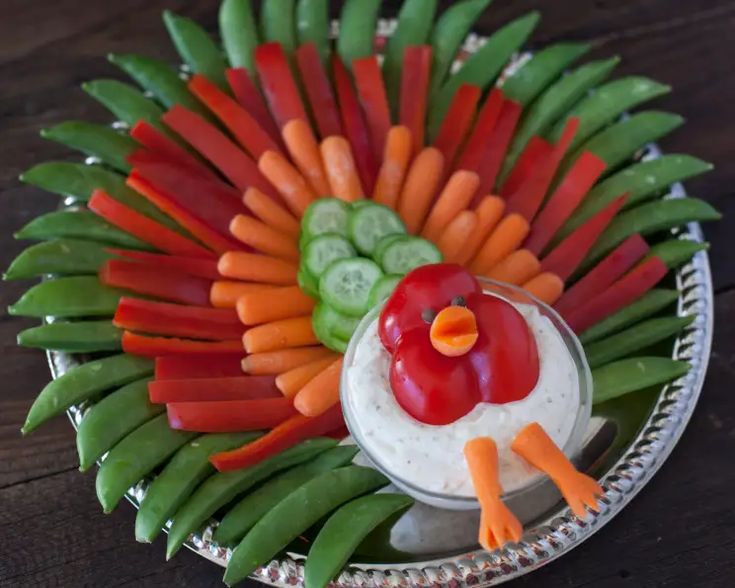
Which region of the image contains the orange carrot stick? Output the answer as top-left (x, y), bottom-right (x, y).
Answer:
top-left (258, 150), bottom-right (317, 217)
top-left (243, 187), bottom-right (300, 238)
top-left (275, 355), bottom-right (340, 398)
top-left (241, 346), bottom-right (334, 375)
top-left (456, 196), bottom-right (507, 266)
top-left (522, 272), bottom-right (564, 305)
top-left (243, 316), bottom-right (318, 353)
top-left (469, 213), bottom-right (530, 274)
top-left (436, 211), bottom-right (478, 263)
top-left (210, 281), bottom-right (275, 309)
top-left (229, 214), bottom-right (299, 261)
top-left (236, 285), bottom-right (316, 325)
top-left (218, 252), bottom-right (298, 285)
top-left (293, 357), bottom-right (344, 417)
top-left (282, 119), bottom-right (331, 196)
top-left (397, 147), bottom-right (445, 234)
top-left (429, 305), bottom-right (479, 357)
top-left (372, 126), bottom-right (413, 210)
top-left (320, 136), bottom-right (364, 201)
top-left (420, 170), bottom-right (480, 242)
top-left (486, 249), bottom-right (541, 285)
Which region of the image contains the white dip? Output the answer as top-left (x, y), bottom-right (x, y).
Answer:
top-left (343, 300), bottom-right (580, 497)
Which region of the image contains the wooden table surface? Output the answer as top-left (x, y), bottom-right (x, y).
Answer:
top-left (1, 1), bottom-right (734, 586)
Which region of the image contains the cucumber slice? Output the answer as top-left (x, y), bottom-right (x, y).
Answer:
top-left (314, 302), bottom-right (361, 341)
top-left (368, 275), bottom-right (402, 307)
top-left (347, 203), bottom-right (406, 255)
top-left (351, 200), bottom-right (373, 209)
top-left (312, 303), bottom-right (350, 353)
top-left (381, 237), bottom-right (443, 275)
top-left (297, 267), bottom-right (320, 299)
top-left (372, 234), bottom-right (406, 265)
top-left (303, 234), bottom-right (356, 280)
top-left (301, 198), bottom-right (350, 246)
top-left (319, 258), bottom-right (383, 317)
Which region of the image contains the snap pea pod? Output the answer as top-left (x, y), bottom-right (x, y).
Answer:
top-left (8, 276), bottom-right (126, 319)
top-left (40, 121), bottom-right (137, 173)
top-left (214, 445), bottom-right (359, 545)
top-left (76, 378), bottom-right (161, 471)
top-left (21, 353), bottom-right (153, 434)
top-left (579, 289), bottom-right (679, 344)
top-left (428, 11), bottom-right (539, 138)
top-left (337, 0), bottom-right (382, 68)
top-left (224, 466), bottom-right (389, 586)
top-left (96, 413), bottom-right (197, 513)
top-left (428, 0), bottom-right (493, 98)
top-left (5, 239), bottom-right (113, 280)
top-left (592, 356), bottom-right (690, 405)
top-left (136, 432), bottom-right (261, 543)
top-left (166, 437), bottom-right (337, 559)
top-left (305, 494), bottom-right (414, 588)
top-left (82, 79), bottom-right (166, 128)
top-left (501, 42), bottom-right (590, 106)
top-left (260, 0), bottom-right (297, 55)
top-left (17, 320), bottom-right (123, 353)
top-left (163, 10), bottom-right (228, 90)
top-left (647, 239), bottom-right (709, 269)
top-left (297, 0), bottom-right (331, 63)
top-left (15, 210), bottom-right (153, 250)
top-left (557, 154), bottom-right (713, 240)
top-left (220, 0), bottom-right (259, 71)
top-left (585, 315), bottom-right (694, 369)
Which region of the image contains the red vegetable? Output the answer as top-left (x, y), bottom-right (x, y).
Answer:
top-left (106, 249), bottom-right (221, 280)
top-left (255, 42), bottom-right (309, 129)
top-left (456, 88), bottom-right (504, 172)
top-left (399, 45), bottom-right (432, 154)
top-left (155, 353), bottom-right (244, 380)
top-left (226, 67), bottom-right (282, 146)
top-left (433, 83), bottom-right (481, 168)
top-left (149, 376), bottom-right (279, 403)
top-left (475, 99), bottom-right (522, 201)
top-left (352, 55), bottom-right (392, 162)
top-left (122, 331), bottom-right (244, 357)
top-left (295, 43), bottom-right (343, 138)
top-left (167, 397), bottom-right (296, 432)
top-left (499, 136), bottom-right (553, 198)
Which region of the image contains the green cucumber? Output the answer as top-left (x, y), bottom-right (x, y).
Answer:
top-left (302, 234), bottom-right (356, 280)
top-left (368, 274), bottom-right (402, 307)
top-left (301, 198), bottom-right (351, 245)
top-left (381, 236), bottom-right (443, 275)
top-left (347, 202), bottom-right (406, 255)
top-left (319, 258), bottom-right (383, 318)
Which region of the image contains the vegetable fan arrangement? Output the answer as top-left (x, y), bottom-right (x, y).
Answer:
top-left (7, 0), bottom-right (719, 586)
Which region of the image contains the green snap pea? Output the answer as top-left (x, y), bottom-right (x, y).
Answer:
top-left (136, 432), bottom-right (260, 543)
top-left (429, 11), bottom-right (539, 138)
top-left (166, 437), bottom-right (337, 559)
top-left (592, 356), bottom-right (690, 404)
top-left (214, 445), bottom-right (359, 545)
top-left (220, 0), bottom-right (259, 71)
top-left (224, 465), bottom-right (389, 586)
top-left (40, 121), bottom-right (137, 173)
top-left (15, 210), bottom-right (153, 250)
top-left (76, 378), bottom-right (161, 471)
top-left (585, 315), bottom-right (694, 369)
top-left (82, 79), bottom-right (165, 128)
top-left (579, 289), bottom-right (679, 344)
top-left (21, 353), bottom-right (153, 434)
top-left (96, 413), bottom-right (196, 513)
top-left (337, 0), bottom-right (382, 68)
top-left (647, 239), bottom-right (709, 269)
top-left (501, 42), bottom-right (590, 106)
top-left (163, 10), bottom-right (228, 90)
top-left (8, 276), bottom-right (125, 319)
top-left (260, 0), bottom-right (297, 54)
top-left (305, 494), bottom-right (414, 588)
top-left (5, 239), bottom-right (113, 280)
top-left (17, 320), bottom-right (123, 353)
top-left (297, 0), bottom-right (330, 63)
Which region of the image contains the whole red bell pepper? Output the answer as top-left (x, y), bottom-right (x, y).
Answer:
top-left (155, 353), bottom-right (244, 380)
top-left (168, 397), bottom-right (297, 433)
top-left (295, 43), bottom-right (343, 138)
top-left (149, 376), bottom-right (279, 403)
top-left (255, 42), bottom-right (310, 129)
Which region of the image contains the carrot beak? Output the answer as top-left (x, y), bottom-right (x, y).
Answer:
top-left (429, 305), bottom-right (479, 357)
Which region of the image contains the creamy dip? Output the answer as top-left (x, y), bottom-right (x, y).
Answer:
top-left (343, 300), bottom-right (580, 497)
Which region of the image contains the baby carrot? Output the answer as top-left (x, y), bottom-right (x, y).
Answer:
top-left (242, 187), bottom-right (300, 239)
top-left (436, 211), bottom-right (478, 263)
top-left (236, 286), bottom-right (316, 325)
top-left (258, 150), bottom-right (317, 217)
top-left (243, 316), bottom-right (318, 353)
top-left (293, 357), bottom-right (343, 417)
top-left (320, 136), bottom-right (364, 201)
top-left (241, 346), bottom-right (334, 375)
top-left (229, 214), bottom-right (300, 261)
top-left (397, 147), bottom-right (445, 234)
top-left (282, 119), bottom-right (331, 196)
top-left (522, 272), bottom-right (564, 305)
top-left (420, 170), bottom-right (480, 242)
top-left (210, 281), bottom-right (275, 309)
top-left (486, 249), bottom-right (541, 285)
top-left (372, 126), bottom-right (413, 210)
top-left (275, 355), bottom-right (339, 398)
top-left (469, 213), bottom-right (530, 274)
top-left (455, 196), bottom-right (506, 266)
top-left (218, 252), bottom-right (298, 285)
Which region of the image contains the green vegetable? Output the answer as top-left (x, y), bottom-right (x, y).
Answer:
top-left (311, 303), bottom-right (350, 353)
top-left (297, 267), bottom-right (320, 299)
top-left (647, 239), bottom-right (709, 269)
top-left (592, 357), bottom-right (690, 404)
top-left (347, 202), bottom-right (406, 256)
top-left (220, 0), bottom-right (259, 71)
top-left (260, 0), bottom-right (297, 54)
top-left (297, 0), bottom-right (331, 63)
top-left (319, 258), bottom-right (383, 317)
top-left (17, 320), bottom-right (123, 353)
top-left (313, 302), bottom-right (360, 342)
top-left (338, 0), bottom-right (382, 68)
top-left (4, 239), bottom-right (113, 280)
top-left (82, 79), bottom-right (166, 129)
top-left (368, 274), bottom-right (402, 307)
top-left (301, 198), bottom-right (350, 244)
top-left (302, 234), bottom-right (356, 280)
top-left (381, 236), bottom-right (443, 275)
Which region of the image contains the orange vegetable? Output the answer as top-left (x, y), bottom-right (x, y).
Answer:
top-left (243, 316), bottom-right (318, 353)
top-left (293, 357), bottom-right (344, 417)
top-left (236, 286), bottom-right (316, 325)
top-left (241, 346), bottom-right (334, 375)
top-left (282, 119), bottom-right (331, 196)
top-left (258, 150), bottom-right (317, 217)
top-left (229, 214), bottom-right (299, 261)
top-left (486, 249), bottom-right (541, 285)
top-left (436, 211), bottom-right (478, 263)
top-left (320, 136), bottom-right (364, 201)
top-left (429, 306), bottom-right (479, 357)
top-left (455, 196), bottom-right (506, 266)
top-left (372, 126), bottom-right (413, 210)
top-left (522, 272), bottom-right (564, 305)
top-left (276, 355), bottom-right (340, 398)
top-left (397, 147), bottom-right (445, 234)
top-left (242, 187), bottom-right (300, 238)
top-left (421, 170), bottom-right (480, 242)
top-left (210, 281), bottom-right (275, 309)
top-left (469, 213), bottom-right (530, 274)
top-left (217, 252), bottom-right (298, 285)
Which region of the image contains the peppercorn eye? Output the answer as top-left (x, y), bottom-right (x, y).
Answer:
top-left (421, 308), bottom-right (437, 324)
top-left (451, 295), bottom-right (467, 307)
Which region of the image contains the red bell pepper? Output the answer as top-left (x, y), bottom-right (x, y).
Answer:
top-left (100, 259), bottom-right (212, 306)
top-left (167, 397), bottom-right (297, 432)
top-left (554, 234), bottom-right (650, 317)
top-left (499, 136), bottom-right (553, 198)
top-left (210, 401), bottom-right (344, 471)
top-left (475, 99), bottom-right (523, 201)
top-left (295, 43), bottom-right (343, 139)
top-left (155, 353), bottom-right (244, 380)
top-left (525, 151), bottom-right (607, 256)
top-left (254, 42), bottom-right (309, 129)
top-left (352, 55), bottom-right (392, 162)
top-left (433, 83), bottom-right (481, 168)
top-left (565, 256), bottom-right (669, 333)
top-left (226, 67), bottom-right (283, 146)
top-left (122, 331), bottom-right (244, 357)
top-left (188, 74), bottom-right (281, 160)
top-left (456, 88), bottom-right (504, 172)
top-left (106, 249), bottom-right (221, 280)
top-left (149, 376), bottom-right (279, 403)
top-left (399, 45), bottom-right (432, 154)
top-left (541, 195), bottom-right (627, 281)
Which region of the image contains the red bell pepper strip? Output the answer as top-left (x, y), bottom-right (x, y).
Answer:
top-left (88, 189), bottom-right (214, 259)
top-left (432, 83), bottom-right (481, 168)
top-left (149, 376), bottom-right (279, 403)
top-left (565, 256), bottom-right (669, 333)
top-left (295, 43), bottom-right (343, 139)
top-left (106, 249), bottom-right (221, 280)
top-left (155, 353), bottom-right (244, 380)
top-left (554, 234), bottom-right (650, 317)
top-left (210, 401), bottom-right (344, 471)
top-left (541, 194), bottom-right (627, 281)
top-left (332, 55), bottom-right (377, 194)
top-left (456, 88), bottom-right (504, 172)
top-left (399, 45), bottom-right (432, 155)
top-left (254, 42), bottom-right (309, 129)
top-left (122, 331), bottom-right (244, 357)
top-left (499, 136), bottom-right (553, 198)
top-left (475, 99), bottom-right (523, 201)
top-left (167, 397), bottom-right (297, 432)
top-left (525, 151), bottom-right (607, 256)
top-left (188, 74), bottom-right (281, 160)
top-left (352, 55), bottom-right (392, 162)
top-left (100, 259), bottom-right (212, 306)
top-left (226, 67), bottom-right (283, 146)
